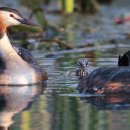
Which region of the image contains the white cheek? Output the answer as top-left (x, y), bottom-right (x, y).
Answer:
top-left (2, 11), bottom-right (21, 26)
top-left (8, 18), bottom-right (20, 26)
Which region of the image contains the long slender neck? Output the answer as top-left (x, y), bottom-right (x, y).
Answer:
top-left (0, 32), bottom-right (18, 60)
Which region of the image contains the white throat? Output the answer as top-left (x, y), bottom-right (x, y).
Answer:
top-left (0, 32), bottom-right (31, 74)
top-left (0, 33), bottom-right (18, 60)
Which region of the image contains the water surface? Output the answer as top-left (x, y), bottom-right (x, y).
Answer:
top-left (1, 0), bottom-right (130, 130)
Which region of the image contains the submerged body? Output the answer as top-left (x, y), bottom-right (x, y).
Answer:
top-left (80, 67), bottom-right (130, 94)
top-left (77, 52), bottom-right (130, 94)
top-left (0, 7), bottom-right (47, 85)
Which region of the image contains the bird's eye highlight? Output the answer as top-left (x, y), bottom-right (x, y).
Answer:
top-left (10, 14), bottom-right (14, 17)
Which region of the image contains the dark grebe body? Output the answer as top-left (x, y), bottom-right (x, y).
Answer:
top-left (81, 67), bottom-right (130, 94)
top-left (77, 51), bottom-right (130, 94)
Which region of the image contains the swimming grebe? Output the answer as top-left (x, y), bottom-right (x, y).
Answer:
top-left (77, 51), bottom-right (130, 94)
top-left (0, 7), bottom-right (47, 85)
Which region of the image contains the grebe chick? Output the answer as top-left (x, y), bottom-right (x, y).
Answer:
top-left (76, 58), bottom-right (88, 79)
top-left (77, 51), bottom-right (130, 94)
top-left (0, 7), bottom-right (47, 85)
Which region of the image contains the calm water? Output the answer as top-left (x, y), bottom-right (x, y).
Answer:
top-left (3, 47), bottom-right (130, 130)
top-left (1, 0), bottom-right (130, 130)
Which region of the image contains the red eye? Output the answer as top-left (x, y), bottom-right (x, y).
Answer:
top-left (10, 14), bottom-right (14, 17)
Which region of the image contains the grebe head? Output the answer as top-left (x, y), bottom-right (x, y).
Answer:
top-left (0, 7), bottom-right (37, 37)
top-left (77, 58), bottom-right (88, 69)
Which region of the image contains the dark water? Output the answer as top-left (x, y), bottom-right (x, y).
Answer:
top-left (1, 0), bottom-right (130, 130)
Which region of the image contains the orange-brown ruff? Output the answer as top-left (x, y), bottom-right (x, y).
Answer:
top-left (0, 15), bottom-right (6, 38)
top-left (0, 7), bottom-right (47, 85)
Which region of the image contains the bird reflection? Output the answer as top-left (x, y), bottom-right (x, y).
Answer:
top-left (0, 83), bottom-right (46, 130)
top-left (82, 94), bottom-right (130, 110)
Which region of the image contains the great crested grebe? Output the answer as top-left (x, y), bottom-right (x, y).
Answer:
top-left (0, 7), bottom-right (47, 85)
top-left (77, 51), bottom-right (130, 94)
